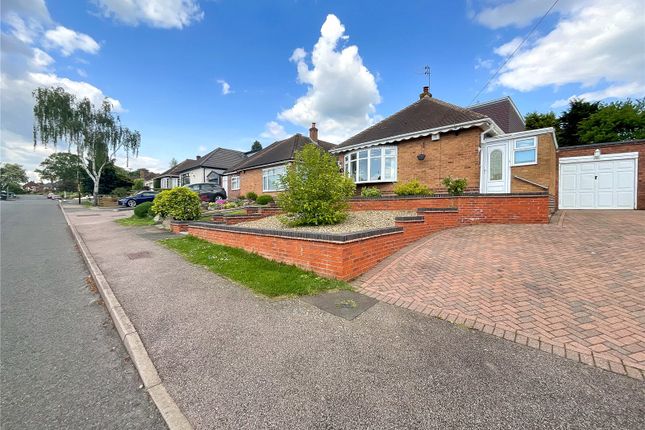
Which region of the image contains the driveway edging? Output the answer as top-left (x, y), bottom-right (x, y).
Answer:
top-left (59, 203), bottom-right (193, 429)
top-left (359, 288), bottom-right (645, 381)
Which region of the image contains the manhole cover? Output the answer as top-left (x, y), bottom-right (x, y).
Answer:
top-left (302, 290), bottom-right (377, 320)
top-left (126, 251), bottom-right (152, 260)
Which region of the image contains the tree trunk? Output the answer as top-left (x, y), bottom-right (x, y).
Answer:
top-left (92, 180), bottom-right (99, 206)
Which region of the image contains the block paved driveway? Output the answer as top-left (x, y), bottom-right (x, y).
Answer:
top-left (357, 210), bottom-right (645, 370)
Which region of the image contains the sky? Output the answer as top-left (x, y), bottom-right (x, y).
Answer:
top-left (2, 0), bottom-right (644, 181)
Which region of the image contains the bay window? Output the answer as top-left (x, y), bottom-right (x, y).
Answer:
top-left (343, 146), bottom-right (397, 183)
top-left (263, 166), bottom-right (286, 192)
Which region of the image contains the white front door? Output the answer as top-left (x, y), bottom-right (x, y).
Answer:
top-left (559, 154), bottom-right (637, 209)
top-left (483, 143), bottom-right (508, 193)
top-left (222, 176), bottom-right (228, 194)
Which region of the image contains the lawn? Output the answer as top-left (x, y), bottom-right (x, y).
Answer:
top-left (115, 215), bottom-right (156, 226)
top-left (160, 235), bottom-right (350, 297)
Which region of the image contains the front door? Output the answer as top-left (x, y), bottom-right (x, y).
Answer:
top-left (484, 143), bottom-right (508, 193)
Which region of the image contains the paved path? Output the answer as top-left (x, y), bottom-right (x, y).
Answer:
top-left (0, 196), bottom-right (164, 429)
top-left (67, 208), bottom-right (645, 429)
top-left (357, 210), bottom-right (645, 371)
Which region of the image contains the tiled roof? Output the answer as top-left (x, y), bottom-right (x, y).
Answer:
top-left (469, 97), bottom-right (525, 133)
top-left (335, 96), bottom-right (488, 150)
top-left (227, 134), bottom-right (335, 172)
top-left (157, 147), bottom-right (247, 178)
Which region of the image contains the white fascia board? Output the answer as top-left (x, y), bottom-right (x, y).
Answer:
top-left (483, 127), bottom-right (558, 148)
top-left (559, 152), bottom-right (639, 164)
top-left (330, 119), bottom-right (496, 154)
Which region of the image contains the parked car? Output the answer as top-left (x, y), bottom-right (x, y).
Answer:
top-left (118, 191), bottom-right (158, 207)
top-left (185, 183), bottom-right (227, 202)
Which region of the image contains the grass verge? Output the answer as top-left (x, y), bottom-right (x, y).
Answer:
top-left (116, 215), bottom-right (156, 226)
top-left (160, 235), bottom-right (350, 297)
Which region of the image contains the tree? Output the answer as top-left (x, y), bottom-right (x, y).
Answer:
top-left (578, 99), bottom-right (645, 144)
top-left (36, 152), bottom-right (85, 192)
top-left (525, 111), bottom-right (559, 131)
top-left (132, 178), bottom-right (145, 190)
top-left (169, 158), bottom-right (178, 168)
top-left (32, 87), bottom-right (141, 205)
top-left (0, 163), bottom-right (28, 193)
top-left (557, 99), bottom-right (600, 146)
top-left (277, 144), bottom-right (356, 226)
top-left (251, 140), bottom-right (262, 151)
top-left (81, 162), bottom-right (133, 195)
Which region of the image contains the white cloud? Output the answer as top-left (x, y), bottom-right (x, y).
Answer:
top-left (198, 145), bottom-right (207, 152)
top-left (114, 154), bottom-right (167, 173)
top-left (260, 121), bottom-right (288, 140)
top-left (479, 0), bottom-right (645, 104)
top-left (217, 79), bottom-right (231, 95)
top-left (493, 37), bottom-right (523, 57)
top-left (277, 14), bottom-right (381, 143)
top-left (44, 25), bottom-right (100, 56)
top-left (28, 72), bottom-right (123, 111)
top-left (475, 0), bottom-right (576, 29)
top-left (94, 0), bottom-right (204, 29)
top-left (30, 48), bottom-right (54, 68)
top-left (551, 82), bottom-right (645, 108)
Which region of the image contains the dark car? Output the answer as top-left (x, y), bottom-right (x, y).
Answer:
top-left (185, 183), bottom-right (227, 202)
top-left (118, 191), bottom-right (158, 207)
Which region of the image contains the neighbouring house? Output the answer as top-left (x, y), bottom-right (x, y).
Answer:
top-left (155, 147), bottom-right (247, 190)
top-left (22, 181), bottom-right (45, 193)
top-left (330, 87), bottom-right (559, 206)
top-left (223, 123), bottom-right (335, 198)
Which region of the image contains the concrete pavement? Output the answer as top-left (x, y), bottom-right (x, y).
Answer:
top-left (0, 196), bottom-right (164, 429)
top-left (67, 207), bottom-right (645, 430)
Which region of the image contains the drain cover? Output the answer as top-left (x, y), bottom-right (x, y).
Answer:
top-left (126, 251), bottom-right (152, 260)
top-left (303, 290), bottom-right (377, 320)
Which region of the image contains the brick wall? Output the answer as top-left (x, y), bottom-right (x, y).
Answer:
top-left (511, 133), bottom-right (557, 195)
top-left (349, 194), bottom-right (550, 224)
top-left (558, 141), bottom-right (644, 209)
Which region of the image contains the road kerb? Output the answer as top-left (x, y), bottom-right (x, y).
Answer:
top-left (59, 202), bottom-right (193, 430)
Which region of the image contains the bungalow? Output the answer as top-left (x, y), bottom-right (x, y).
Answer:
top-left (155, 147), bottom-right (247, 190)
top-left (330, 87), bottom-right (558, 206)
top-left (223, 123), bottom-right (335, 198)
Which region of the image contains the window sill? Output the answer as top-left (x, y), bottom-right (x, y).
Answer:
top-left (511, 162), bottom-right (538, 167)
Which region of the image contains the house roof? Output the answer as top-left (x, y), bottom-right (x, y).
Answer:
top-left (226, 134), bottom-right (335, 173)
top-left (469, 97), bottom-right (525, 133)
top-left (334, 95), bottom-right (489, 150)
top-left (156, 147), bottom-right (247, 178)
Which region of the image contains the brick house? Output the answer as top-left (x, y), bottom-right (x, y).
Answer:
top-left (223, 124), bottom-right (335, 198)
top-left (331, 87), bottom-right (559, 204)
top-left (155, 147), bottom-right (246, 190)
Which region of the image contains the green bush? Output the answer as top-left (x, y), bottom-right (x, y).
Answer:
top-left (134, 201), bottom-right (153, 218)
top-left (132, 178), bottom-right (145, 190)
top-left (111, 187), bottom-right (131, 197)
top-left (442, 176), bottom-right (468, 196)
top-left (256, 194), bottom-right (274, 205)
top-left (151, 187), bottom-right (201, 221)
top-left (245, 191), bottom-right (258, 201)
top-left (393, 179), bottom-right (433, 196)
top-left (277, 144), bottom-right (356, 226)
top-left (360, 186), bottom-right (382, 198)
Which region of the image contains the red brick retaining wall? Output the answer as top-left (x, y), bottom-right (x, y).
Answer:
top-left (349, 194), bottom-right (549, 224)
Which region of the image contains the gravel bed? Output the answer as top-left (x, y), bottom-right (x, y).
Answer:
top-left (236, 210), bottom-right (416, 234)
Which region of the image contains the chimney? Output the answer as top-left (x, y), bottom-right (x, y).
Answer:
top-left (419, 86), bottom-right (432, 99)
top-left (139, 169), bottom-right (145, 179)
top-left (196, 155), bottom-right (201, 159)
top-left (309, 122), bottom-right (318, 142)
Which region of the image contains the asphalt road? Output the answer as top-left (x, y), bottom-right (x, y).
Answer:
top-left (0, 196), bottom-right (164, 429)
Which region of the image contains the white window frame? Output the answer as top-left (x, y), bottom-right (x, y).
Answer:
top-left (512, 136), bottom-right (537, 166)
top-left (230, 175), bottom-right (240, 191)
top-left (343, 145), bottom-right (397, 184)
top-left (262, 166), bottom-right (286, 192)
top-left (180, 172), bottom-right (191, 186)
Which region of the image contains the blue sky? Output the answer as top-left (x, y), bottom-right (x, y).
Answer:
top-left (2, 0), bottom-right (644, 179)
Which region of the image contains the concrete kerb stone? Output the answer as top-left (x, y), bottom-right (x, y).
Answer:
top-left (58, 202), bottom-right (193, 430)
top-left (363, 284), bottom-right (645, 381)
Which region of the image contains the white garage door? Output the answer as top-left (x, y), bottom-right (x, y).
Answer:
top-left (559, 153), bottom-right (638, 209)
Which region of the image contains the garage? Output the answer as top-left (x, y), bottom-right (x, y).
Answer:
top-left (559, 152), bottom-right (638, 209)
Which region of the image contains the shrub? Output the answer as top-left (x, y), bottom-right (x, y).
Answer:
top-left (256, 194), bottom-right (274, 205)
top-left (111, 187), bottom-right (131, 197)
top-left (132, 178), bottom-right (145, 190)
top-left (393, 179), bottom-right (433, 196)
top-left (134, 201), bottom-right (153, 218)
top-left (442, 176), bottom-right (468, 196)
top-left (277, 144), bottom-right (356, 226)
top-left (245, 191), bottom-right (258, 201)
top-left (360, 186), bottom-right (382, 198)
top-left (151, 187), bottom-right (201, 221)
top-left (223, 202), bottom-right (238, 209)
